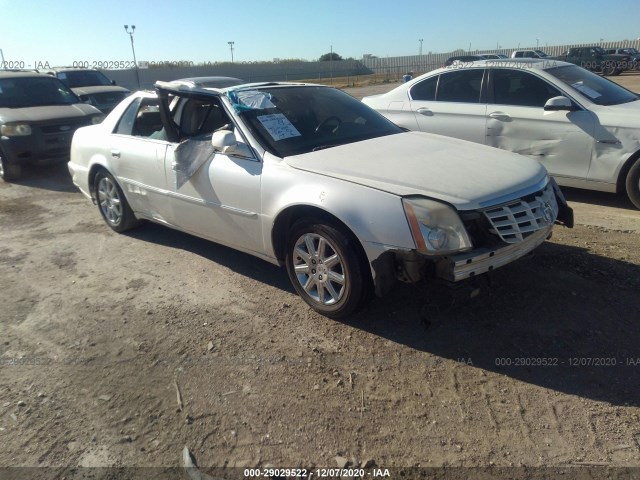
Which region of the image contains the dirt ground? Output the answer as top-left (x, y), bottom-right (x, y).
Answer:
top-left (1, 75), bottom-right (640, 473)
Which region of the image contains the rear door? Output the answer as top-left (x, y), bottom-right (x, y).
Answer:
top-left (107, 96), bottom-right (172, 221)
top-left (407, 68), bottom-right (488, 144)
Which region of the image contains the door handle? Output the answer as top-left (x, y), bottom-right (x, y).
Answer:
top-left (110, 150), bottom-right (121, 158)
top-left (489, 112), bottom-right (511, 121)
top-left (416, 107), bottom-right (434, 116)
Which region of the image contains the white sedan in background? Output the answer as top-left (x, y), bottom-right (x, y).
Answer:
top-left (363, 59), bottom-right (640, 209)
top-left (69, 80), bottom-right (572, 317)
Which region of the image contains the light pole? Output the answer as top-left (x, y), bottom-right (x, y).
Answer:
top-left (124, 25), bottom-right (140, 89)
top-left (536, 38), bottom-right (539, 49)
top-left (419, 38), bottom-right (423, 56)
top-left (228, 41), bottom-right (235, 63)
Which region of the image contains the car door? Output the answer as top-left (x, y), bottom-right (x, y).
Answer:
top-left (407, 68), bottom-right (488, 144)
top-left (161, 95), bottom-right (264, 254)
top-left (107, 96), bottom-right (172, 221)
top-left (485, 68), bottom-right (596, 182)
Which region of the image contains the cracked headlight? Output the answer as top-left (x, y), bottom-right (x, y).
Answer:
top-left (1, 124), bottom-right (32, 136)
top-left (402, 197), bottom-right (472, 255)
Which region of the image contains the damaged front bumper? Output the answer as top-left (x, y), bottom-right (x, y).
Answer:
top-left (371, 181), bottom-right (573, 295)
top-left (434, 224), bottom-right (552, 281)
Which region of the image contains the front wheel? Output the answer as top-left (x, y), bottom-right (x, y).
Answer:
top-left (625, 158), bottom-right (640, 210)
top-left (0, 151), bottom-right (22, 181)
top-left (285, 219), bottom-right (370, 318)
top-left (94, 170), bottom-right (140, 232)
top-left (602, 64), bottom-right (617, 76)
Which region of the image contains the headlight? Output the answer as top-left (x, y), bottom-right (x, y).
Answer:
top-left (402, 197), bottom-right (472, 255)
top-left (91, 115), bottom-right (105, 124)
top-left (1, 124), bottom-right (32, 136)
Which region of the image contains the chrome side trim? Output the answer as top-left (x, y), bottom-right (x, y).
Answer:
top-left (120, 177), bottom-right (258, 218)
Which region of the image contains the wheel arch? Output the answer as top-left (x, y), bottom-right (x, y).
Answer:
top-left (87, 163), bottom-right (112, 200)
top-left (616, 149), bottom-right (640, 194)
top-left (271, 204), bottom-right (370, 271)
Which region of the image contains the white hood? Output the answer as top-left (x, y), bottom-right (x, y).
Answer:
top-left (285, 131), bottom-right (548, 210)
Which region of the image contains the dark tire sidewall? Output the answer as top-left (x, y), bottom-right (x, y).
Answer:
top-left (625, 159), bottom-right (640, 209)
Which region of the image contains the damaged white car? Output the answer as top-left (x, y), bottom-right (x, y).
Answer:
top-left (69, 81), bottom-right (572, 318)
top-left (363, 59), bottom-right (640, 209)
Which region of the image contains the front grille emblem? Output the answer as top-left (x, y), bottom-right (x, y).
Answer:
top-left (59, 125), bottom-right (71, 132)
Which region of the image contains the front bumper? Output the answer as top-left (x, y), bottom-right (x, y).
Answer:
top-left (435, 224), bottom-right (552, 281)
top-left (1, 130), bottom-right (74, 166)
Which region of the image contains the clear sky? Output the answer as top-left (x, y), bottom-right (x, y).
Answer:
top-left (2, 0), bottom-right (640, 67)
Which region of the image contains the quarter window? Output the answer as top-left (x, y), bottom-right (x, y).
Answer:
top-left (410, 75), bottom-right (438, 101)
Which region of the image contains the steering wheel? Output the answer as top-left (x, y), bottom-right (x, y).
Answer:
top-left (315, 116), bottom-right (342, 134)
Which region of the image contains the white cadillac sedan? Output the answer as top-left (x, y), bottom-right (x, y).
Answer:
top-left (362, 59), bottom-right (640, 209)
top-left (69, 81), bottom-right (572, 318)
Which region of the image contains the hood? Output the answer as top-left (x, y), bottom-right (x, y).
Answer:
top-left (591, 100), bottom-right (640, 128)
top-left (285, 132), bottom-right (548, 211)
top-left (71, 85), bottom-right (130, 95)
top-left (0, 103), bottom-right (101, 123)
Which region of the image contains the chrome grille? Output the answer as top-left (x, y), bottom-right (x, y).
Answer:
top-left (482, 183), bottom-right (558, 244)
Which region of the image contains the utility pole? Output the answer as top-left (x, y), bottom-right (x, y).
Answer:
top-left (124, 25), bottom-right (140, 89)
top-left (228, 41), bottom-right (235, 63)
top-left (419, 38), bottom-right (423, 56)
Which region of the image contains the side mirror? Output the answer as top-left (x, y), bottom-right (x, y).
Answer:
top-left (111, 80), bottom-right (117, 85)
top-left (544, 96), bottom-right (575, 112)
top-left (211, 130), bottom-right (253, 158)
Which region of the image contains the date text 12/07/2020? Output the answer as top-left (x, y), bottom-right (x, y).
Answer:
top-left (243, 468), bottom-right (391, 477)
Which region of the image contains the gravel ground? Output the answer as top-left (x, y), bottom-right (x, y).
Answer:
top-left (1, 75), bottom-right (640, 472)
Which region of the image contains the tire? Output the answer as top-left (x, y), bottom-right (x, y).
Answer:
top-left (625, 158), bottom-right (640, 210)
top-left (613, 68), bottom-right (623, 76)
top-left (94, 169), bottom-right (140, 232)
top-left (602, 64), bottom-right (616, 76)
top-left (0, 151), bottom-right (22, 181)
top-left (285, 219), bottom-right (370, 318)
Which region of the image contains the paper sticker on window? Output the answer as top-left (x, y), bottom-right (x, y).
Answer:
top-left (571, 82), bottom-right (602, 99)
top-left (237, 90), bottom-right (275, 109)
top-left (258, 113), bottom-right (301, 141)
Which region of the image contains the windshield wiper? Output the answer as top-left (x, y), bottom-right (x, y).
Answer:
top-left (312, 144), bottom-right (339, 152)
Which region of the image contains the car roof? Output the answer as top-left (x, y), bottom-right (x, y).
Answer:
top-left (154, 80), bottom-right (321, 96)
top-left (441, 58), bottom-right (569, 69)
top-left (173, 76), bottom-right (245, 88)
top-left (0, 71), bottom-right (53, 79)
top-left (47, 67), bottom-right (102, 72)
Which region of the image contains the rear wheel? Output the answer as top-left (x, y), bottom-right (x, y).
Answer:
top-left (626, 158), bottom-right (640, 209)
top-left (285, 219), bottom-right (370, 318)
top-left (94, 170), bottom-right (140, 232)
top-left (602, 63), bottom-right (617, 76)
top-left (0, 151), bottom-right (22, 181)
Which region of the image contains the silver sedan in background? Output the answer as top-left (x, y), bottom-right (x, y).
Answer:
top-left (363, 59), bottom-right (640, 209)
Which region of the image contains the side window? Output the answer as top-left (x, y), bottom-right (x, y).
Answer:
top-left (410, 75), bottom-right (438, 101)
top-left (113, 97), bottom-right (164, 139)
top-left (177, 98), bottom-right (231, 139)
top-left (436, 69), bottom-right (484, 103)
top-left (492, 69), bottom-right (562, 108)
top-left (114, 98), bottom-right (141, 135)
